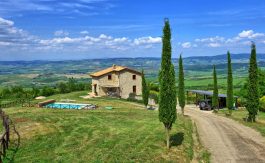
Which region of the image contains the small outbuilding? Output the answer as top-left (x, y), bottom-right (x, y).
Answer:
top-left (187, 90), bottom-right (238, 109)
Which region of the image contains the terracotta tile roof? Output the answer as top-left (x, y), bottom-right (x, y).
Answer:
top-left (90, 65), bottom-right (141, 77)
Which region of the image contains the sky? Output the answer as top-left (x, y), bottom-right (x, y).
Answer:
top-left (0, 0), bottom-right (265, 61)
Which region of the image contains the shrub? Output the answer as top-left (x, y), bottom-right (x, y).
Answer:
top-left (0, 88), bottom-right (11, 98)
top-left (149, 82), bottom-right (159, 92)
top-left (259, 96), bottom-right (265, 112)
top-left (85, 82), bottom-right (92, 91)
top-left (41, 86), bottom-right (56, 96)
top-left (126, 93), bottom-right (143, 104)
top-left (57, 82), bottom-right (69, 93)
top-left (149, 90), bottom-right (159, 104)
top-left (236, 98), bottom-right (245, 107)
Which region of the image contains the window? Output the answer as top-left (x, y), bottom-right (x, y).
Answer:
top-left (108, 74), bottom-right (112, 80)
top-left (133, 85), bottom-right (136, 93)
top-left (132, 75), bottom-right (136, 80)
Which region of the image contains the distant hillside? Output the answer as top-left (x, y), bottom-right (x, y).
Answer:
top-left (0, 53), bottom-right (265, 87)
top-left (1, 53), bottom-right (264, 65)
top-left (185, 53), bottom-right (265, 62)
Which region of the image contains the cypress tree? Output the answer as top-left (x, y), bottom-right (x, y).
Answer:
top-left (246, 43), bottom-right (259, 122)
top-left (227, 51), bottom-right (234, 115)
top-left (178, 55), bottom-right (185, 115)
top-left (212, 65), bottom-right (219, 110)
top-left (142, 70), bottom-right (149, 107)
top-left (159, 19), bottom-right (177, 149)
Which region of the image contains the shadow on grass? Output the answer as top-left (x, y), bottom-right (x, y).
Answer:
top-left (170, 132), bottom-right (184, 147)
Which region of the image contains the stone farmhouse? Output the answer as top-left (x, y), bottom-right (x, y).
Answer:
top-left (90, 65), bottom-right (142, 99)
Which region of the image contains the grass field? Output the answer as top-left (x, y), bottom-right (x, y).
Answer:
top-left (217, 108), bottom-right (265, 136)
top-left (3, 91), bottom-right (209, 162)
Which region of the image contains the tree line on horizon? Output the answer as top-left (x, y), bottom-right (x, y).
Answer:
top-left (0, 78), bottom-right (91, 101)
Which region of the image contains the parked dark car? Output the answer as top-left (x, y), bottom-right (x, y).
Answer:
top-left (199, 99), bottom-right (212, 110)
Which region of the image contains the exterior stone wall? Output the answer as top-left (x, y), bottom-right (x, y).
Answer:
top-left (119, 71), bottom-right (142, 99)
top-left (91, 70), bottom-right (142, 99)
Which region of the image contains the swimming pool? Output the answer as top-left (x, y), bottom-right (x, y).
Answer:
top-left (44, 102), bottom-right (90, 109)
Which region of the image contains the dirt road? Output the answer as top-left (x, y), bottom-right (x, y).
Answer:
top-left (185, 105), bottom-right (265, 163)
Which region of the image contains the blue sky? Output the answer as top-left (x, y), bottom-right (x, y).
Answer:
top-left (0, 0), bottom-right (265, 60)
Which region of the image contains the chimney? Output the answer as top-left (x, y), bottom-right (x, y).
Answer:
top-left (113, 64), bottom-right (116, 69)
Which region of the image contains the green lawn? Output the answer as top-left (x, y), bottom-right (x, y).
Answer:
top-left (217, 108), bottom-right (265, 136)
top-left (3, 91), bottom-right (207, 162)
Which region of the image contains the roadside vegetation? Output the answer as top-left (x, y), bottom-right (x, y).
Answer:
top-left (226, 51), bottom-right (234, 115)
top-left (159, 19), bottom-right (177, 149)
top-left (215, 43), bottom-right (265, 137)
top-left (178, 55), bottom-right (186, 115)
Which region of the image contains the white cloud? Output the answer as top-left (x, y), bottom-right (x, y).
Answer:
top-left (40, 37), bottom-right (76, 45)
top-left (181, 42), bottom-right (192, 48)
top-left (238, 30), bottom-right (254, 38)
top-left (252, 33), bottom-right (265, 38)
top-left (38, 34), bottom-right (160, 52)
top-left (0, 0), bottom-right (114, 16)
top-left (0, 42), bottom-right (11, 46)
top-left (195, 36), bottom-right (225, 43)
top-left (208, 43), bottom-right (221, 47)
top-left (238, 30), bottom-right (265, 39)
top-left (113, 37), bottom-right (129, 43)
top-left (80, 30), bottom-right (89, 34)
top-left (54, 30), bottom-right (69, 36)
top-left (0, 17), bottom-right (14, 26)
top-left (186, 29), bottom-right (265, 49)
top-left (99, 34), bottom-right (112, 39)
top-left (0, 17), bottom-right (37, 47)
top-left (133, 36), bottom-right (161, 45)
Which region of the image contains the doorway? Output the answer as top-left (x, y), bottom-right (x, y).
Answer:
top-left (94, 84), bottom-right (97, 95)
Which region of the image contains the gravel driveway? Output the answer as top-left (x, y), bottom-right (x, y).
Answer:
top-left (185, 105), bottom-right (265, 163)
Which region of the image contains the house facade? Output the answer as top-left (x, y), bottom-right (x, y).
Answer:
top-left (90, 65), bottom-right (142, 99)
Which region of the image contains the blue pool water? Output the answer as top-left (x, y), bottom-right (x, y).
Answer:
top-left (44, 102), bottom-right (88, 109)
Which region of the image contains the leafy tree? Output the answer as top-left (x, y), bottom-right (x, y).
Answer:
top-left (68, 78), bottom-right (77, 92)
top-left (85, 82), bottom-right (92, 91)
top-left (76, 83), bottom-right (85, 91)
top-left (41, 86), bottom-right (55, 96)
top-left (31, 87), bottom-right (40, 98)
top-left (57, 82), bottom-right (69, 93)
top-left (149, 82), bottom-right (159, 92)
top-left (227, 51), bottom-right (234, 115)
top-left (149, 90), bottom-right (159, 104)
top-left (239, 69), bottom-right (265, 102)
top-left (10, 86), bottom-right (25, 99)
top-left (212, 65), bottom-right (219, 110)
top-left (22, 89), bottom-right (34, 101)
top-left (11, 86), bottom-right (24, 96)
top-left (246, 43), bottom-right (259, 122)
top-left (0, 88), bottom-right (11, 98)
top-left (159, 19), bottom-right (177, 149)
top-left (142, 70), bottom-right (149, 107)
top-left (178, 55), bottom-right (185, 115)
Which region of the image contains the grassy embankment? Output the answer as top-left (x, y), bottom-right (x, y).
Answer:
top-left (3, 91), bottom-right (209, 162)
top-left (217, 108), bottom-right (265, 136)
